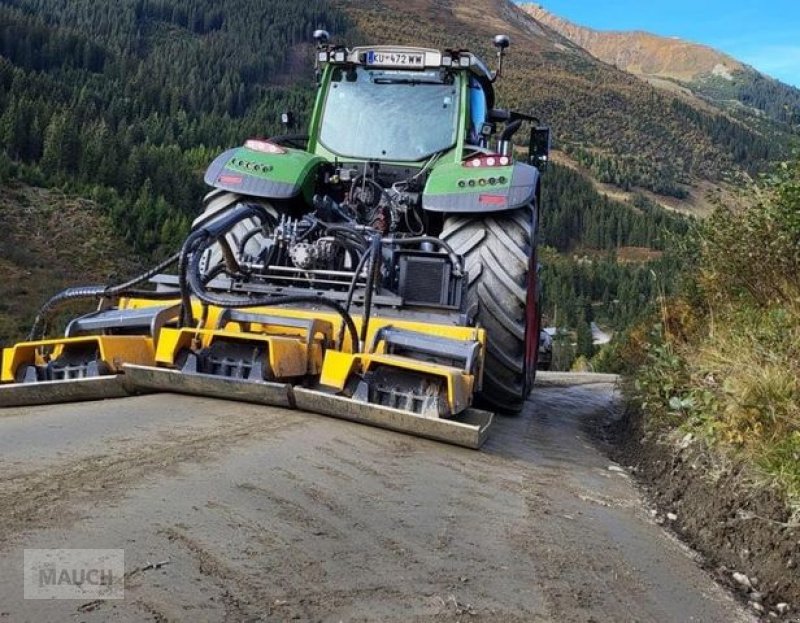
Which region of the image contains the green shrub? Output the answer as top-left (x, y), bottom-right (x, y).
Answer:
top-left (627, 159), bottom-right (800, 501)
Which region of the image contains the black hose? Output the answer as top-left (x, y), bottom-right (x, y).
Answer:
top-left (104, 252), bottom-right (180, 296)
top-left (325, 225), bottom-right (369, 249)
top-left (177, 202), bottom-right (274, 327)
top-left (186, 244), bottom-right (361, 353)
top-left (27, 202), bottom-right (268, 340)
top-left (237, 211), bottom-right (279, 256)
top-left (201, 264), bottom-right (228, 286)
top-left (27, 252), bottom-right (182, 341)
top-left (336, 248), bottom-right (372, 349)
top-left (359, 235), bottom-right (382, 348)
top-left (332, 237), bottom-right (368, 263)
top-left (178, 231), bottom-right (206, 328)
top-left (181, 210), bottom-right (362, 353)
top-left (28, 285), bottom-right (106, 341)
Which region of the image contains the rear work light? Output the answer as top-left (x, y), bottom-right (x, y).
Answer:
top-left (244, 139), bottom-right (286, 154)
top-left (463, 155), bottom-right (511, 168)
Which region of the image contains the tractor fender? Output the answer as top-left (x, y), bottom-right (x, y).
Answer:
top-left (204, 145), bottom-right (325, 201)
top-left (422, 161), bottom-right (540, 213)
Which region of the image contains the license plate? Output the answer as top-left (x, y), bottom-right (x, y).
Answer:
top-left (366, 50), bottom-right (425, 68)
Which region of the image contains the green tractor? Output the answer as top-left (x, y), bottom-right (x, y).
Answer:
top-left (1, 32), bottom-right (550, 447)
top-left (197, 32), bottom-right (551, 411)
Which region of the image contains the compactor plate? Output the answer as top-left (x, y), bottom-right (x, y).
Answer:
top-left (294, 388), bottom-right (493, 449)
top-left (122, 365), bottom-right (492, 449)
top-left (0, 376), bottom-right (130, 408)
top-left (122, 364), bottom-right (294, 409)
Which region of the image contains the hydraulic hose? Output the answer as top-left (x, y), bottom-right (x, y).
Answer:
top-left (337, 248), bottom-right (372, 350)
top-left (27, 252), bottom-right (181, 341)
top-left (177, 231), bottom-right (207, 328)
top-left (324, 225), bottom-right (369, 250)
top-left (181, 206), bottom-right (362, 352)
top-left (177, 202), bottom-right (274, 327)
top-left (185, 237), bottom-right (361, 353)
top-left (238, 227), bottom-right (263, 257)
top-left (28, 285), bottom-right (107, 341)
top-left (359, 235), bottom-right (382, 348)
top-left (104, 252), bottom-right (180, 296)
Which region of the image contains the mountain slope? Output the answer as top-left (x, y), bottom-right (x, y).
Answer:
top-left (338, 0), bottom-right (794, 207)
top-left (0, 183), bottom-right (140, 342)
top-left (0, 0), bottom-right (792, 219)
top-left (521, 3), bottom-right (800, 128)
top-left (0, 0), bottom-right (348, 255)
top-left (522, 3), bottom-right (743, 83)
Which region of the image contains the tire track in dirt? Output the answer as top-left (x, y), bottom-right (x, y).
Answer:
top-left (0, 377), bottom-right (755, 622)
top-left (0, 408), bottom-right (306, 543)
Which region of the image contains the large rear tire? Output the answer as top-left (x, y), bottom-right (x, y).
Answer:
top-left (441, 207), bottom-right (540, 414)
top-left (196, 189), bottom-right (279, 276)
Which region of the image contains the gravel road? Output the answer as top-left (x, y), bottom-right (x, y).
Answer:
top-left (0, 374), bottom-right (753, 622)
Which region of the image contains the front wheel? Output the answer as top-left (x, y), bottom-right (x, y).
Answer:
top-left (441, 207), bottom-right (540, 414)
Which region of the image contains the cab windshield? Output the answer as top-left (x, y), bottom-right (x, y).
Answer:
top-left (319, 66), bottom-right (460, 162)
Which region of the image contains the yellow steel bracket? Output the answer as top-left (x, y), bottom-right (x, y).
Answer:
top-left (1, 336), bottom-right (155, 382)
top-left (317, 351), bottom-right (475, 416)
top-left (154, 327), bottom-right (318, 379)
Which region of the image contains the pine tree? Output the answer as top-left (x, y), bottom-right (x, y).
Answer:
top-left (576, 319), bottom-right (595, 359)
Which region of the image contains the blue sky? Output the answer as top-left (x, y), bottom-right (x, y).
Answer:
top-left (522, 1), bottom-right (800, 87)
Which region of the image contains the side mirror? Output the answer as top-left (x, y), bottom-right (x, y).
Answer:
top-left (529, 126), bottom-right (551, 171)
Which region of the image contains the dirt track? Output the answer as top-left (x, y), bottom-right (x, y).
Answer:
top-left (0, 374), bottom-right (753, 622)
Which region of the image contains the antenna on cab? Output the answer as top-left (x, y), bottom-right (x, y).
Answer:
top-left (492, 34), bottom-right (510, 82)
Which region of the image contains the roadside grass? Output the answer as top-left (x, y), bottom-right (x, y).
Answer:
top-left (625, 159), bottom-right (800, 512)
top-left (630, 310), bottom-right (800, 512)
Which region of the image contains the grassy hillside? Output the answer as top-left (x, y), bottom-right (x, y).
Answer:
top-left (0, 0), bottom-right (349, 256)
top-left (0, 182), bottom-right (139, 342)
top-left (619, 158), bottom-right (800, 506)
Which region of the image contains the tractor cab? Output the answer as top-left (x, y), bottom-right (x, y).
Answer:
top-left (311, 44), bottom-right (498, 165)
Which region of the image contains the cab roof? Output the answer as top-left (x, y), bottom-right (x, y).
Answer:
top-left (318, 45), bottom-right (497, 107)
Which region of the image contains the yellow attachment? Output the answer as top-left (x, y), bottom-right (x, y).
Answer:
top-left (111, 297), bottom-right (487, 414)
top-left (318, 351), bottom-right (475, 416)
top-left (117, 297), bottom-right (484, 355)
top-left (199, 303), bottom-right (484, 355)
top-left (154, 327), bottom-right (324, 379)
top-left (1, 336), bottom-right (155, 383)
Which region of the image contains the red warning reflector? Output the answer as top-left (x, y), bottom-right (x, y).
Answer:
top-left (479, 194), bottom-right (506, 206)
top-left (219, 175), bottom-right (243, 185)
